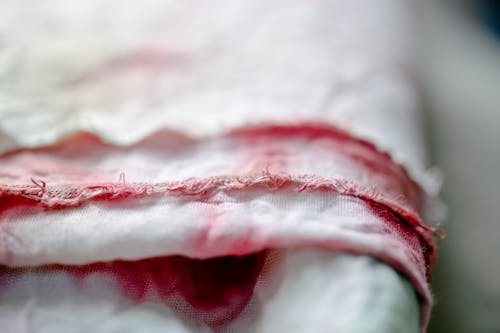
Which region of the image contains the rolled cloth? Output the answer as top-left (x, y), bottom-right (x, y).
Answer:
top-left (0, 0), bottom-right (440, 332)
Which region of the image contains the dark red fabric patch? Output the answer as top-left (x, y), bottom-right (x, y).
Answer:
top-left (55, 252), bottom-right (267, 328)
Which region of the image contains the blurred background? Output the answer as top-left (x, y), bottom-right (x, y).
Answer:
top-left (420, 1), bottom-right (500, 332)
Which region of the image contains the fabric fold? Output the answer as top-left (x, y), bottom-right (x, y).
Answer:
top-left (0, 0), bottom-right (440, 332)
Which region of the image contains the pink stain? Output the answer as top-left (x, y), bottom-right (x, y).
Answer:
top-left (58, 252), bottom-right (267, 329)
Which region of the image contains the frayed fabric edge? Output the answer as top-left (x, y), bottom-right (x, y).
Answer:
top-left (1, 123), bottom-right (440, 196)
top-left (0, 171), bottom-right (438, 260)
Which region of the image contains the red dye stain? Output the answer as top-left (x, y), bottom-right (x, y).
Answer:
top-left (59, 252), bottom-right (267, 329)
top-left (0, 195), bottom-right (44, 220)
top-left (232, 124), bottom-right (424, 211)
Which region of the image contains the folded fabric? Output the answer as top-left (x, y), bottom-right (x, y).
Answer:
top-left (0, 0), bottom-right (440, 332)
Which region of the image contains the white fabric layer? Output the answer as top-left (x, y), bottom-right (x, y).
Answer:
top-left (0, 133), bottom-right (403, 185)
top-left (0, 0), bottom-right (430, 188)
top-left (1, 191), bottom-right (417, 267)
top-left (0, 131), bottom-right (422, 217)
top-left (0, 249), bottom-right (420, 333)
